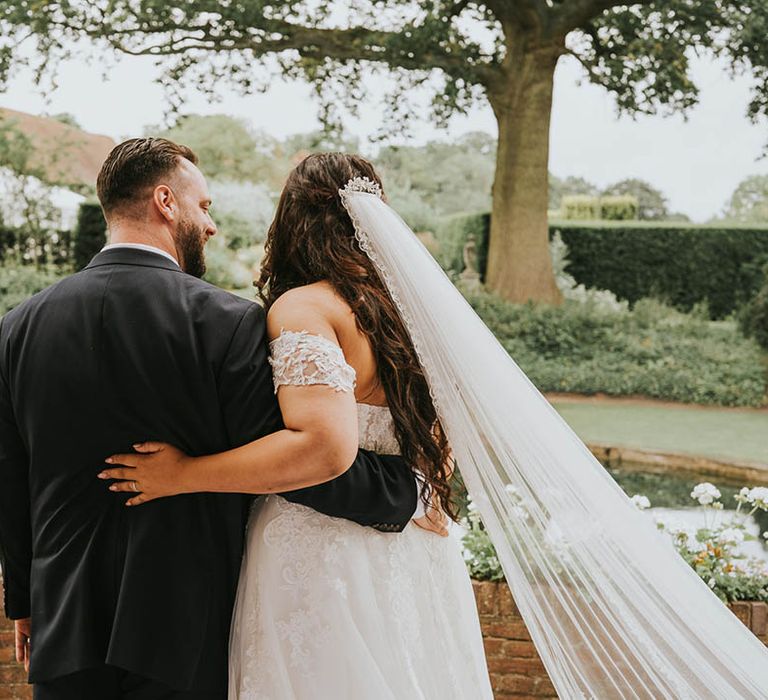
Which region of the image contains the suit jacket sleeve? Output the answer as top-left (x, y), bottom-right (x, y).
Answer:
top-left (218, 304), bottom-right (418, 533)
top-left (0, 318), bottom-right (32, 619)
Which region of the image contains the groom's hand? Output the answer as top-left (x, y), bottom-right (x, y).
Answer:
top-left (14, 617), bottom-right (31, 672)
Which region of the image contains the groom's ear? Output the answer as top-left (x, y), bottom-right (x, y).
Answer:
top-left (153, 184), bottom-right (177, 223)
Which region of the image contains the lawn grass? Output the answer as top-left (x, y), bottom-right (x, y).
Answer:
top-left (552, 399), bottom-right (768, 464)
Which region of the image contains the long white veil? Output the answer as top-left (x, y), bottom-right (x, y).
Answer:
top-left (339, 178), bottom-right (768, 699)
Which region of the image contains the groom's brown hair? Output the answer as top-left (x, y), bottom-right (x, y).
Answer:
top-left (96, 137), bottom-right (198, 217)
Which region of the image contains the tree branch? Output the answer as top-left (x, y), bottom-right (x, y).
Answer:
top-left (97, 17), bottom-right (502, 86)
top-left (552, 0), bottom-right (656, 34)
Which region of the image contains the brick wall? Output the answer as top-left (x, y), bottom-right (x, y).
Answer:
top-left (0, 577), bottom-right (765, 699)
top-left (473, 579), bottom-right (768, 699)
top-left (473, 580), bottom-right (557, 699)
top-left (0, 607), bottom-right (31, 700)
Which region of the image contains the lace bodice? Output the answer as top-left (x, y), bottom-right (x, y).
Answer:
top-left (269, 330), bottom-right (401, 455)
top-left (356, 403), bottom-right (400, 454)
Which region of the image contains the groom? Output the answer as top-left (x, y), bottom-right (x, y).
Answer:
top-left (0, 138), bottom-right (425, 699)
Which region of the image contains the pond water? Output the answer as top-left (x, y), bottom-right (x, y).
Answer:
top-left (607, 461), bottom-right (768, 563)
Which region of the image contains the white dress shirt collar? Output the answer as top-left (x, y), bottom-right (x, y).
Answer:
top-left (102, 243), bottom-right (180, 267)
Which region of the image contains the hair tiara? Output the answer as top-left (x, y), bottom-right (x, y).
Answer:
top-left (339, 176), bottom-right (383, 199)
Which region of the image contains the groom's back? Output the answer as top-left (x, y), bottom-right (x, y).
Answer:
top-left (0, 248), bottom-right (280, 692)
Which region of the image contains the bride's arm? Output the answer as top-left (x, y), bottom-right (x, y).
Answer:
top-left (98, 304), bottom-right (361, 503)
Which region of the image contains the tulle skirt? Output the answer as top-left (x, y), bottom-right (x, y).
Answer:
top-left (229, 495), bottom-right (493, 699)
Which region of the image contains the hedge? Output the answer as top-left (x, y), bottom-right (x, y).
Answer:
top-left (435, 215), bottom-right (768, 319)
top-left (73, 202), bottom-right (107, 270)
top-left (560, 195), bottom-right (639, 221)
top-left (0, 225), bottom-right (73, 267)
top-left (436, 211), bottom-right (490, 277)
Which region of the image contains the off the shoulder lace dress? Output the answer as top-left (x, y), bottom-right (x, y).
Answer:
top-left (228, 331), bottom-right (493, 699)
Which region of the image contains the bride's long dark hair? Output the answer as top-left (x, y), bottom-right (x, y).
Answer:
top-left (256, 152), bottom-right (456, 520)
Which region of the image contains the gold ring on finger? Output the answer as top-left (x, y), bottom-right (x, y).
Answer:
top-left (131, 481), bottom-right (139, 492)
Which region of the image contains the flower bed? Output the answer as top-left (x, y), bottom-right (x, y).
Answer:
top-left (463, 482), bottom-right (768, 604)
top-left (463, 481), bottom-right (768, 696)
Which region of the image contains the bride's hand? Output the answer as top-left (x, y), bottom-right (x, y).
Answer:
top-left (413, 506), bottom-right (449, 537)
top-left (98, 442), bottom-right (192, 506)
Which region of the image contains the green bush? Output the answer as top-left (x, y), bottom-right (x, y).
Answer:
top-left (739, 263), bottom-right (768, 350)
top-left (0, 226), bottom-right (73, 267)
top-left (73, 202), bottom-right (107, 270)
top-left (600, 195), bottom-right (638, 221)
top-left (464, 289), bottom-right (767, 407)
top-left (0, 265), bottom-right (64, 315)
top-left (552, 222), bottom-right (768, 319)
top-left (561, 194), bottom-right (600, 220)
top-left (203, 238), bottom-right (256, 290)
top-left (434, 211), bottom-right (490, 276)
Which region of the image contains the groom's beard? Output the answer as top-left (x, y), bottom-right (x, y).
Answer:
top-left (177, 217), bottom-right (208, 278)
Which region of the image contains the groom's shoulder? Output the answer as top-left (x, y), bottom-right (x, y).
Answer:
top-left (179, 275), bottom-right (262, 318)
top-left (0, 273), bottom-right (72, 335)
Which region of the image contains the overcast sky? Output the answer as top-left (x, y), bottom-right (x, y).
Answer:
top-left (1, 42), bottom-right (766, 222)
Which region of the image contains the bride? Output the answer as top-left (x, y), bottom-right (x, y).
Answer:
top-left (100, 152), bottom-right (494, 699)
top-left (101, 153), bottom-right (768, 699)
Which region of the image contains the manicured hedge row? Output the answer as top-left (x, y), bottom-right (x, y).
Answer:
top-left (552, 221), bottom-right (768, 319)
top-left (0, 226), bottom-right (73, 267)
top-left (73, 201), bottom-right (107, 270)
top-left (435, 215), bottom-right (768, 319)
top-left (0, 202), bottom-right (107, 271)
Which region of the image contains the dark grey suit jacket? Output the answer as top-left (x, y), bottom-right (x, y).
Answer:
top-left (0, 247), bottom-right (417, 692)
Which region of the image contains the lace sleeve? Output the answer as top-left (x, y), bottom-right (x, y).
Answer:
top-left (268, 329), bottom-right (357, 394)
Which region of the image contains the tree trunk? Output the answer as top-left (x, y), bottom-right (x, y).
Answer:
top-left (485, 41), bottom-right (563, 305)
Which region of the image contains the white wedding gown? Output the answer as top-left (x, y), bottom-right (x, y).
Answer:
top-left (228, 331), bottom-right (493, 699)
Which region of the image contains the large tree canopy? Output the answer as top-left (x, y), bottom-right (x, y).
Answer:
top-left (722, 174), bottom-right (768, 224)
top-left (3, 1), bottom-right (768, 302)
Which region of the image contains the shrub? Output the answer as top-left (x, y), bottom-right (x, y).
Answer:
top-left (73, 202), bottom-right (106, 270)
top-left (600, 195), bottom-right (638, 221)
top-left (463, 288), bottom-right (767, 407)
top-left (561, 194), bottom-right (600, 220)
top-left (434, 211), bottom-right (489, 276)
top-left (209, 180), bottom-right (275, 249)
top-left (550, 231), bottom-right (628, 312)
top-left (739, 261), bottom-right (768, 351)
top-left (203, 238), bottom-right (256, 290)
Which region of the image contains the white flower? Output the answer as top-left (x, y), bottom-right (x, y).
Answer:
top-left (735, 487), bottom-right (751, 505)
top-left (686, 540), bottom-right (707, 554)
top-left (708, 578), bottom-right (716, 588)
top-left (630, 494), bottom-right (651, 510)
top-left (747, 487), bottom-right (768, 510)
top-left (467, 501), bottom-right (478, 512)
top-left (691, 483), bottom-right (721, 506)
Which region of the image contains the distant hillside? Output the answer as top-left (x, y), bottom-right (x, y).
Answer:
top-left (0, 107), bottom-right (115, 189)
